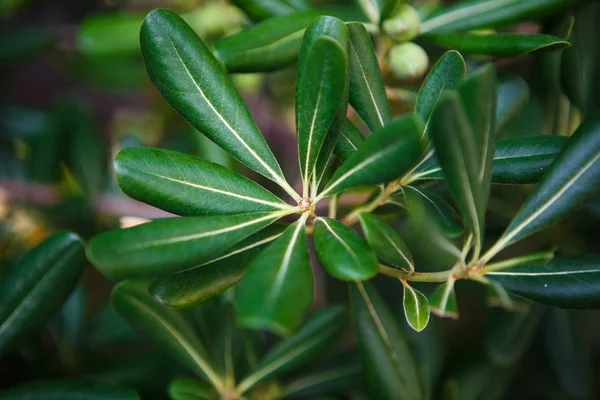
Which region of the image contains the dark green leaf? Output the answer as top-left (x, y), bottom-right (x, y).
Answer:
top-left (351, 282), bottom-right (423, 400)
top-left (333, 118), bottom-right (365, 162)
top-left (0, 381), bottom-right (139, 400)
top-left (149, 224), bottom-right (285, 308)
top-left (359, 212), bottom-right (413, 272)
top-left (115, 147), bottom-right (291, 216)
top-left (0, 232), bottom-right (85, 354)
top-left (230, 0), bottom-right (310, 21)
top-left (236, 216), bottom-right (312, 335)
top-left (402, 282), bottom-right (430, 332)
top-left (428, 279), bottom-right (458, 319)
top-left (495, 73), bottom-right (530, 135)
top-left (168, 378), bottom-right (214, 400)
top-left (88, 211), bottom-right (287, 280)
top-left (347, 22), bottom-right (392, 132)
top-left (313, 217), bottom-right (378, 280)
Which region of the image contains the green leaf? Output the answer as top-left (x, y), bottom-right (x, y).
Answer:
top-left (140, 9), bottom-right (297, 199)
top-left (236, 215), bottom-right (312, 335)
top-left (149, 224), bottom-right (285, 308)
top-left (415, 50), bottom-right (466, 140)
top-left (428, 279), bottom-right (458, 319)
top-left (115, 147), bottom-right (291, 216)
top-left (351, 282), bottom-right (423, 400)
top-left (168, 378), bottom-right (214, 400)
top-left (347, 22), bottom-right (392, 132)
top-left (495, 73), bottom-right (530, 135)
top-left (236, 307), bottom-right (348, 395)
top-left (333, 118), bottom-right (365, 162)
top-left (356, 0), bottom-right (395, 25)
top-left (313, 217), bottom-right (378, 280)
top-left (0, 232), bottom-right (85, 354)
top-left (296, 16), bottom-right (349, 195)
top-left (486, 116), bottom-right (600, 255)
top-left (214, 11), bottom-right (319, 73)
top-left (359, 212), bottom-right (413, 272)
top-left (421, 0), bottom-right (583, 34)
top-left (317, 115), bottom-right (424, 200)
top-left (88, 211), bottom-right (287, 281)
top-left (424, 33), bottom-right (569, 57)
top-left (402, 282), bottom-right (430, 332)
top-left (78, 13), bottom-right (144, 57)
top-left (111, 280), bottom-right (222, 389)
top-left (486, 255), bottom-right (600, 309)
top-left (230, 0), bottom-right (310, 21)
top-left (0, 381), bottom-right (139, 400)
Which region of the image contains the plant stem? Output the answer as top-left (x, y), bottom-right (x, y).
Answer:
top-left (378, 264), bottom-right (452, 282)
top-left (481, 250), bottom-right (555, 274)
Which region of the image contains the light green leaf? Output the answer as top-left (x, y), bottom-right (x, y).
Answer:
top-left (495, 72), bottom-right (530, 135)
top-left (230, 0), bottom-right (311, 21)
top-left (78, 13), bottom-right (144, 57)
top-left (333, 118), bottom-right (365, 162)
top-left (236, 215), bottom-right (312, 335)
top-left (402, 281), bottom-right (430, 332)
top-left (0, 381), bottom-right (139, 400)
top-left (140, 9), bottom-right (298, 199)
top-left (428, 279), bottom-right (458, 319)
top-left (168, 378), bottom-right (214, 400)
top-left (355, 0), bottom-right (395, 25)
top-left (347, 22), bottom-right (391, 132)
top-left (313, 217), bottom-right (378, 281)
top-left (88, 211), bottom-right (288, 281)
top-left (359, 212), bottom-right (413, 272)
top-left (115, 147), bottom-right (292, 216)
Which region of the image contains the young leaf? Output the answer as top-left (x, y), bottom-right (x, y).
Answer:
top-left (230, 0), bottom-right (310, 21)
top-left (428, 279), bottom-right (458, 319)
top-left (359, 212), bottom-right (414, 272)
top-left (347, 22), bottom-right (392, 132)
top-left (486, 255), bottom-right (600, 309)
top-left (149, 224), bottom-right (285, 308)
top-left (111, 280), bottom-right (222, 389)
top-left (351, 282), bottom-right (423, 400)
top-left (495, 72), bottom-right (530, 135)
top-left (402, 281), bottom-right (430, 332)
top-left (333, 118), bottom-right (365, 162)
top-left (416, 50), bottom-right (466, 140)
top-left (424, 33), bottom-right (569, 57)
top-left (296, 16), bottom-right (349, 195)
top-left (168, 378), bottom-right (214, 400)
top-left (140, 9), bottom-right (297, 199)
top-left (115, 147), bottom-right (291, 216)
top-left (356, 0), bottom-right (395, 25)
top-left (236, 215), bottom-right (312, 335)
top-left (214, 11), bottom-right (319, 73)
top-left (0, 232), bottom-right (85, 354)
top-left (236, 307), bottom-right (348, 395)
top-left (0, 381), bottom-right (139, 400)
top-left (88, 211), bottom-right (287, 281)
top-left (313, 217), bottom-right (378, 281)
top-left (316, 115), bottom-right (424, 200)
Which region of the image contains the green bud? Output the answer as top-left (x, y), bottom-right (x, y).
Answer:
top-left (388, 42), bottom-right (429, 80)
top-left (383, 4), bottom-right (421, 42)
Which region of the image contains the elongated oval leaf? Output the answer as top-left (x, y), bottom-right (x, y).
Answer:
top-left (313, 217), bottom-right (378, 280)
top-left (359, 212), bottom-right (413, 272)
top-left (416, 50), bottom-right (466, 140)
top-left (424, 33), bottom-right (569, 57)
top-left (236, 307), bottom-right (348, 395)
top-left (297, 16), bottom-right (349, 194)
top-left (351, 282), bottom-right (423, 400)
top-left (317, 115), bottom-right (424, 200)
top-left (115, 147), bottom-right (291, 216)
top-left (231, 0), bottom-right (310, 21)
top-left (333, 118), bottom-right (365, 162)
top-left (214, 11), bottom-right (319, 73)
top-left (0, 232), bottom-right (85, 354)
top-left (486, 255), bottom-right (600, 308)
top-left (495, 72), bottom-right (529, 135)
top-left (111, 280), bottom-right (221, 387)
top-left (236, 216), bottom-right (312, 335)
top-left (402, 282), bottom-right (430, 332)
top-left (140, 9), bottom-right (295, 197)
top-left (0, 381), bottom-right (139, 400)
top-left (88, 211), bottom-right (286, 280)
top-left (347, 22), bottom-right (391, 132)
top-left (149, 224), bottom-right (285, 308)
top-left (428, 279), bottom-right (458, 319)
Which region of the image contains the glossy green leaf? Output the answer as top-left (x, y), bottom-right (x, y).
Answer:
top-left (495, 73), bottom-right (530, 135)
top-left (236, 216), bottom-right (312, 335)
top-left (313, 217), bottom-right (378, 280)
top-left (0, 381), bottom-right (139, 400)
top-left (333, 118), bottom-right (365, 162)
top-left (424, 33), bottom-right (569, 57)
top-left (115, 147), bottom-right (291, 216)
top-left (297, 16), bottom-right (349, 194)
top-left (111, 280), bottom-right (222, 388)
top-left (230, 0), bottom-right (310, 21)
top-left (402, 282), bottom-right (430, 332)
top-left (486, 255), bottom-right (600, 309)
top-left (415, 50), bottom-right (466, 140)
top-left (140, 9), bottom-right (296, 198)
top-left (428, 279), bottom-right (458, 319)
top-left (351, 282), bottom-right (423, 400)
top-left (214, 11), bottom-right (319, 73)
top-left (88, 211), bottom-right (287, 281)
top-left (149, 224), bottom-right (285, 308)
top-left (0, 232), bottom-right (85, 354)
top-left (317, 115), bottom-right (424, 200)
top-left (421, 0), bottom-right (583, 34)
top-left (359, 212), bottom-right (413, 272)
top-left (236, 307), bottom-right (348, 395)
top-left (78, 13), bottom-right (144, 57)
top-left (347, 22), bottom-right (391, 132)
top-left (168, 378), bottom-right (214, 400)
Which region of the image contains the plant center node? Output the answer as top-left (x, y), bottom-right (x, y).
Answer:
top-left (298, 197), bottom-right (312, 211)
